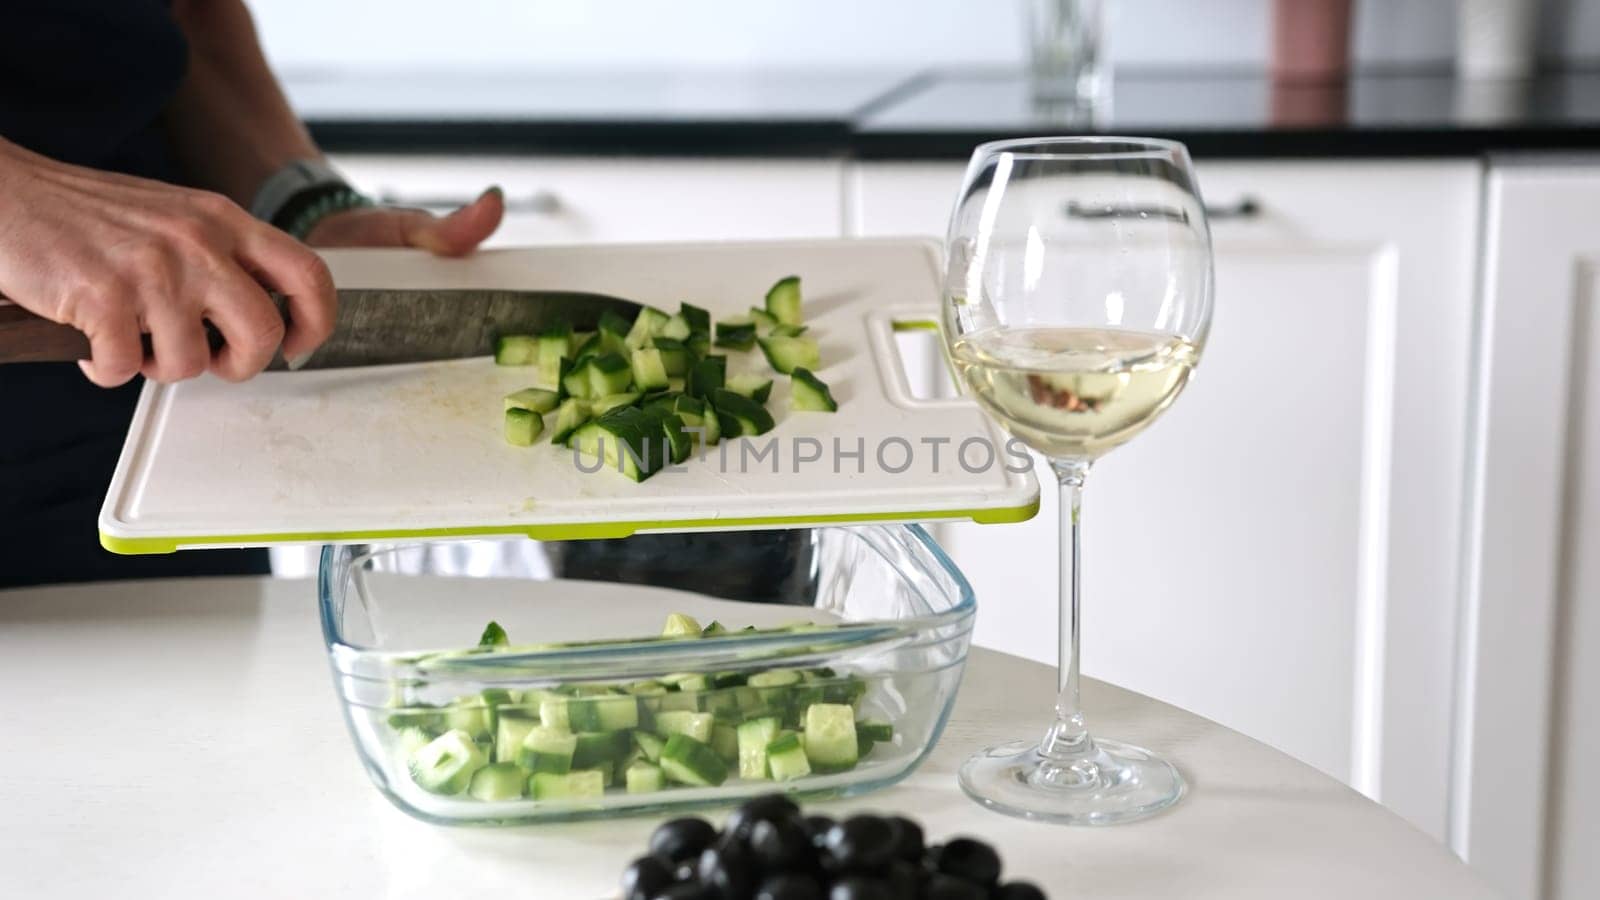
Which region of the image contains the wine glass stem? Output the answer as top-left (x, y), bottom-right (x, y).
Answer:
top-left (1045, 458), bottom-right (1093, 760)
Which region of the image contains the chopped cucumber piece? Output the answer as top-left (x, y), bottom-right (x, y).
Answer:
top-left (737, 717), bottom-right (782, 780)
top-left (726, 373), bottom-right (774, 404)
top-left (749, 307), bottom-right (779, 331)
top-left (468, 762), bottom-right (528, 801)
top-left (627, 680), bottom-right (670, 697)
top-left (701, 620), bottom-right (729, 637)
top-left (654, 710), bottom-right (715, 744)
top-left (504, 387), bottom-right (560, 414)
top-left (803, 703), bottom-right (859, 773)
top-left (770, 323), bottom-right (809, 338)
top-left (494, 334), bottom-right (539, 366)
top-left (537, 325), bottom-right (573, 384)
top-left (625, 759), bottom-right (665, 793)
top-left (479, 620), bottom-right (510, 647)
top-left (591, 392), bottom-right (642, 415)
top-left (686, 355), bottom-right (727, 399)
top-left (659, 733), bottom-right (730, 787)
top-left (495, 715), bottom-right (538, 764)
top-left (597, 310), bottom-right (632, 339)
top-left (764, 276), bottom-right (803, 326)
top-left (711, 724), bottom-right (739, 764)
top-left (445, 696), bottom-right (494, 739)
top-left (630, 348), bottom-right (671, 391)
top-left (626, 307), bottom-right (670, 349)
top-left (661, 613), bottom-right (703, 638)
top-left (633, 730), bottom-right (667, 763)
top-left (687, 334), bottom-right (712, 359)
top-left (571, 408), bottom-right (660, 482)
top-left (395, 726), bottom-right (436, 757)
top-left (567, 694), bottom-right (640, 732)
top-left (748, 668), bottom-right (801, 688)
top-left (572, 332), bottom-right (603, 363)
top-left (660, 312), bottom-right (694, 341)
top-left (529, 769), bottom-right (605, 800)
top-left (638, 406), bottom-right (692, 465)
top-left (597, 330), bottom-right (629, 357)
top-left (714, 319), bottom-right (757, 351)
top-left (790, 367), bottom-right (838, 412)
top-left (562, 358), bottom-right (596, 399)
top-left (572, 731), bottom-right (632, 769)
top-left (679, 303), bottom-right (711, 337)
top-left (766, 731), bottom-right (812, 782)
top-left (857, 720), bottom-right (894, 743)
top-left (667, 673), bottom-right (711, 693)
top-left (649, 337), bottom-right (692, 375)
top-left (757, 334), bottom-right (821, 375)
top-left (409, 729), bottom-right (488, 795)
top-left (586, 352), bottom-right (634, 397)
top-left (549, 398), bottom-right (592, 445)
top-left (386, 703), bottom-right (443, 732)
top-left (537, 698), bottom-right (568, 730)
top-left (516, 725), bottom-right (577, 773)
top-left (503, 408), bottom-right (544, 446)
top-left (710, 389), bottom-right (776, 437)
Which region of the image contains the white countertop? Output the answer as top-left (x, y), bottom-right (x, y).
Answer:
top-left (0, 576), bottom-right (1497, 899)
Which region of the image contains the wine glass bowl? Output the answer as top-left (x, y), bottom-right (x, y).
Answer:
top-left (943, 137), bottom-right (1214, 824)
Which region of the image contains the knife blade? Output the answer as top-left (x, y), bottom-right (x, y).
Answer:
top-left (0, 288), bottom-right (642, 370)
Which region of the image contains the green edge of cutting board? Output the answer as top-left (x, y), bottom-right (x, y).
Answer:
top-left (99, 497), bottom-right (1041, 555)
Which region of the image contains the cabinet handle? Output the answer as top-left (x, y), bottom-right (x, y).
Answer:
top-left (375, 189), bottom-right (562, 215)
top-left (1064, 196), bottom-right (1261, 222)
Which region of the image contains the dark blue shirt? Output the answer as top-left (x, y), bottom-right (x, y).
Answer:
top-left (0, 1), bottom-right (268, 585)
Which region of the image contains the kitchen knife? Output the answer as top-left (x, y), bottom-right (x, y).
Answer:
top-left (0, 288), bottom-right (642, 370)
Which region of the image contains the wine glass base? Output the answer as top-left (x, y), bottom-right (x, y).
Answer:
top-left (958, 737), bottom-right (1185, 825)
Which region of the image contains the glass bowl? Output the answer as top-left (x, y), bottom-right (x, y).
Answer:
top-left (319, 525), bottom-right (975, 824)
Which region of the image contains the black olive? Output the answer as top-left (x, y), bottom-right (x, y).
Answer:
top-left (994, 881), bottom-right (1048, 900)
top-left (884, 860), bottom-right (924, 900)
top-left (827, 875), bottom-right (896, 900)
top-left (929, 838), bottom-right (1002, 886)
top-left (884, 817), bottom-right (923, 862)
top-left (622, 855), bottom-right (675, 900)
top-left (674, 862), bottom-right (696, 883)
top-left (802, 815), bottom-right (836, 848)
top-left (822, 816), bottom-right (898, 874)
top-left (748, 816), bottom-right (813, 871)
top-left (922, 873), bottom-right (987, 900)
top-left (697, 840), bottom-right (758, 899)
top-left (754, 872), bottom-right (826, 900)
top-left (651, 882), bottom-right (717, 900)
top-left (650, 817), bottom-right (720, 865)
top-left (727, 793), bottom-right (802, 837)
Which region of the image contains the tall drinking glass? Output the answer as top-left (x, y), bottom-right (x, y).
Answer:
top-left (944, 137), bottom-right (1214, 824)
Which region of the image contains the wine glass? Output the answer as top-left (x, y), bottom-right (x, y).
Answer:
top-left (944, 136), bottom-right (1213, 824)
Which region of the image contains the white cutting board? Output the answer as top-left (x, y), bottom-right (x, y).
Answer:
top-left (98, 239), bottom-right (1038, 553)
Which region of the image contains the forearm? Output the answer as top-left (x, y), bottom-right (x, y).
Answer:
top-left (163, 0), bottom-right (319, 205)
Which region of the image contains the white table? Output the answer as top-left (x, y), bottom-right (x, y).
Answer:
top-left (0, 577), bottom-right (1497, 899)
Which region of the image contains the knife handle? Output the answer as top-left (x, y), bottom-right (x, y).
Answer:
top-left (0, 297), bottom-right (225, 365)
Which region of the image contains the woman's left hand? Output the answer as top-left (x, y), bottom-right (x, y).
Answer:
top-left (303, 186), bottom-right (505, 256)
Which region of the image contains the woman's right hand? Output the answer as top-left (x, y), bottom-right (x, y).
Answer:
top-left (0, 139), bottom-right (336, 387)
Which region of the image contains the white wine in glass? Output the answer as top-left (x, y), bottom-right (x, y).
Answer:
top-left (945, 137), bottom-right (1213, 825)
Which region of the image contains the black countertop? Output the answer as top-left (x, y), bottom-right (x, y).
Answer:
top-left (292, 67), bottom-right (1600, 160)
top-left (289, 68), bottom-right (919, 156)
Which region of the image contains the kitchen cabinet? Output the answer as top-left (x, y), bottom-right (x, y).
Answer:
top-left (1455, 158), bottom-right (1600, 900)
top-left (329, 154), bottom-right (847, 246)
top-left (849, 160), bottom-right (1483, 845)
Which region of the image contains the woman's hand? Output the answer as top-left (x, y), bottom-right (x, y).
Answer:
top-left (303, 187), bottom-right (505, 256)
top-left (0, 140), bottom-right (335, 387)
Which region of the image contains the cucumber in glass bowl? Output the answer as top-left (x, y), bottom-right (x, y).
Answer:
top-left (319, 526), bottom-right (975, 824)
